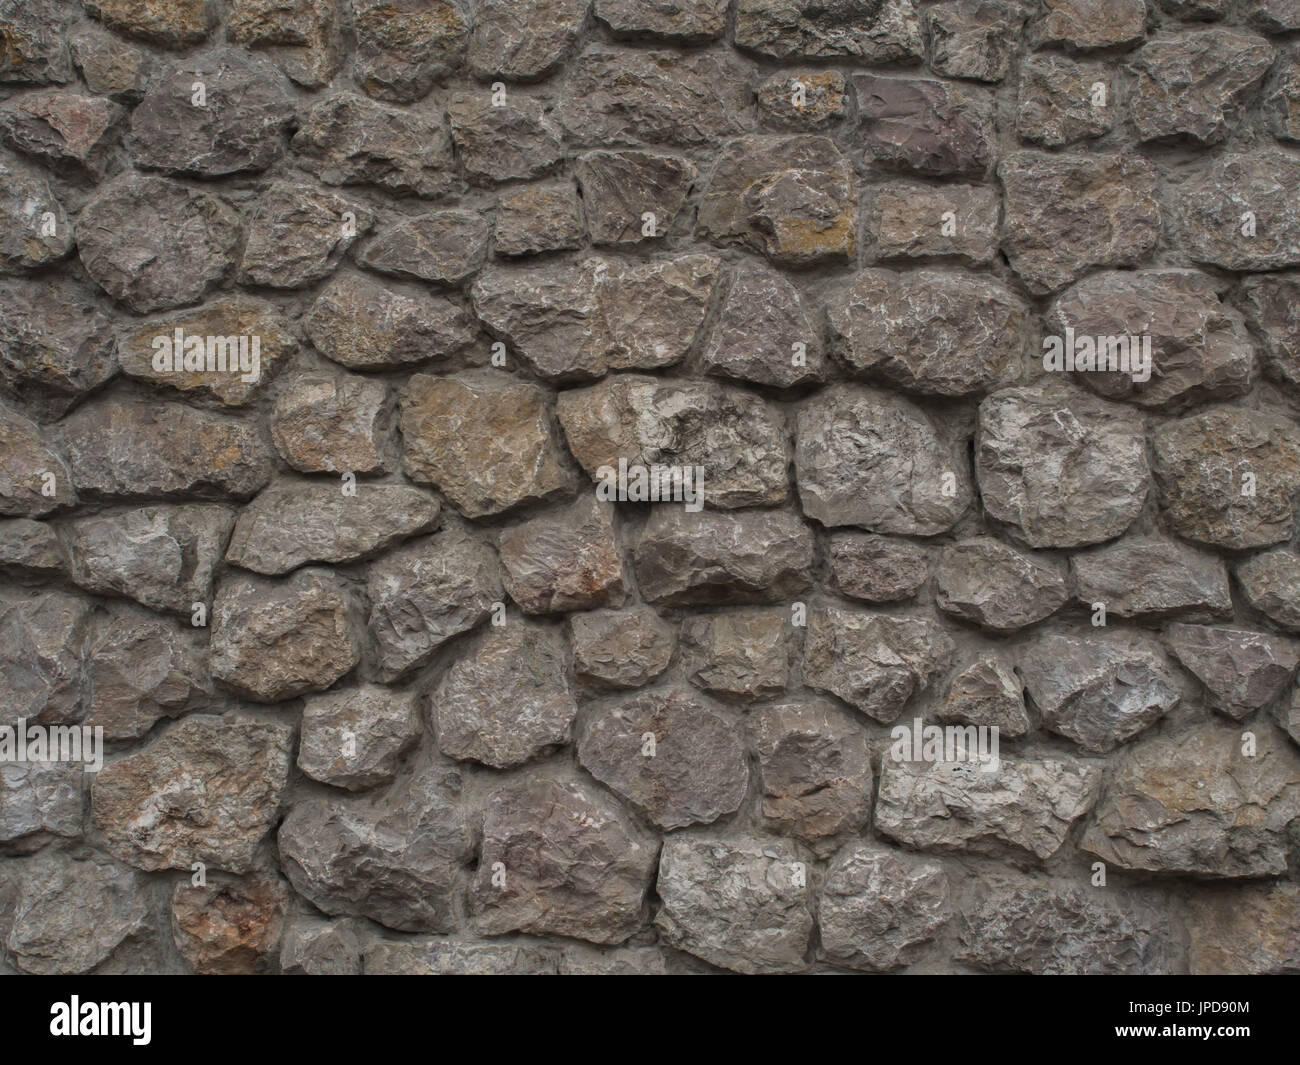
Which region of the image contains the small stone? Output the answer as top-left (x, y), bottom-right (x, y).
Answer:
top-left (0, 759), bottom-right (83, 845)
top-left (86, 0), bottom-right (216, 48)
top-left (939, 655), bottom-right (1030, 736)
top-left (0, 153), bottom-right (71, 271)
top-left (1265, 47), bottom-right (1300, 143)
top-left (91, 713), bottom-right (294, 873)
top-left (1031, 0), bottom-right (1147, 50)
top-left (228, 0), bottom-right (342, 89)
top-left (0, 518), bottom-right (64, 580)
top-left (701, 265), bottom-right (825, 388)
top-left (1237, 549), bottom-right (1300, 632)
top-left (1185, 882), bottom-right (1300, 975)
top-left (0, 405), bottom-right (73, 516)
top-left (853, 75), bottom-right (996, 176)
top-left (1178, 151), bottom-right (1300, 271)
top-left (0, 0), bottom-right (73, 84)
top-left (569, 606), bottom-right (675, 689)
top-left (802, 605), bottom-right (953, 723)
top-left (755, 69), bottom-right (846, 127)
top-left (498, 496), bottom-right (624, 615)
top-left (1240, 274), bottom-right (1300, 393)
top-left (69, 27), bottom-right (149, 101)
top-left (492, 182), bottom-right (583, 257)
top-left (595, 0), bottom-right (728, 41)
top-left (0, 589), bottom-right (91, 726)
top-left (364, 938), bottom-right (558, 975)
top-left (271, 372), bottom-right (390, 475)
top-left (351, 0), bottom-right (468, 103)
top-left (680, 609), bottom-right (789, 704)
top-left (1016, 54), bottom-right (1115, 147)
top-left (575, 150), bottom-right (696, 246)
top-left (469, 0), bottom-right (589, 81)
top-left (864, 182), bottom-right (999, 264)
top-left (298, 685), bottom-right (421, 790)
top-left (446, 92), bottom-right (564, 183)
top-left (238, 183), bottom-right (371, 289)
top-left (399, 370), bottom-right (573, 518)
top-left (935, 538), bottom-right (1068, 632)
top-left (279, 916), bottom-right (362, 975)
top-left (927, 0), bottom-right (1024, 82)
top-left (0, 90), bottom-right (124, 182)
top-left (827, 533), bottom-right (928, 603)
top-left (734, 0), bottom-right (924, 62)
top-left (1071, 535), bottom-right (1232, 621)
top-left (171, 874), bottom-right (290, 974)
top-left (209, 569), bottom-right (361, 702)
top-left (1165, 623), bottom-right (1300, 720)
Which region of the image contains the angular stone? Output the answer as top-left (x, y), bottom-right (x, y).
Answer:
top-left (279, 916), bottom-right (362, 975)
top-left (680, 609), bottom-right (789, 704)
top-left (1082, 721), bottom-right (1300, 877)
top-left (1165, 623), bottom-right (1300, 720)
top-left (469, 0), bottom-right (588, 81)
top-left (1032, 0), bottom-right (1146, 49)
top-left (1240, 274), bottom-right (1300, 393)
top-left (697, 134), bottom-right (856, 265)
top-left (210, 569), bottom-right (361, 702)
top-left (1158, 0), bottom-right (1229, 16)
top-left (595, 0), bottom-right (727, 40)
top-left (1265, 48), bottom-right (1300, 143)
top-left (1248, 0), bottom-right (1300, 31)
top-left (0, 405), bottom-right (73, 516)
top-left (795, 384), bottom-right (972, 534)
top-left (655, 833), bottom-right (813, 974)
top-left (366, 530), bottom-right (501, 680)
top-left (734, 0), bottom-right (924, 61)
top-left (1072, 535), bottom-right (1232, 621)
top-left (1152, 407), bottom-right (1300, 550)
top-left (976, 387), bottom-right (1148, 549)
top-left (239, 183), bottom-right (371, 289)
top-left (351, 0), bottom-right (468, 103)
top-left (702, 265), bottom-right (825, 388)
top-left (399, 371), bottom-right (573, 518)
top-left (830, 268), bottom-right (1025, 396)
top-left (939, 655), bottom-right (1030, 736)
top-left (361, 211), bottom-right (489, 286)
top-left (78, 175), bottom-right (238, 311)
top-left (1186, 882), bottom-right (1300, 975)
top-left (171, 874), bottom-right (290, 974)
top-left (279, 758), bottom-right (473, 932)
top-left (820, 844), bottom-right (949, 971)
top-left (86, 0), bottom-right (216, 48)
top-left (0, 518), bottom-right (64, 580)
top-left (569, 606), bottom-right (675, 689)
top-left (70, 27), bottom-right (149, 101)
top-left (0, 90), bottom-right (123, 182)
top-left (935, 538), bottom-right (1067, 632)
top-left (0, 759), bottom-right (83, 846)
top-left (853, 75), bottom-right (995, 177)
top-left (228, 0), bottom-right (342, 90)
top-left (0, 590), bottom-right (91, 726)
top-left (755, 69), bottom-right (847, 127)
top-left (0, 153), bottom-right (71, 271)
top-left (498, 496), bottom-right (624, 615)
top-left (59, 399), bottom-right (272, 501)
top-left (1016, 54), bottom-right (1115, 147)
top-left (576, 150), bottom-right (695, 246)
top-left (802, 606), bottom-right (953, 723)
top-left (92, 713), bottom-right (293, 872)
top-left (1237, 549), bottom-right (1300, 632)
top-left (299, 685), bottom-right (421, 791)
top-left (927, 0), bottom-right (1023, 82)
top-left (473, 777), bottom-right (656, 944)
top-left (446, 92), bottom-right (564, 183)
top-left (750, 699), bottom-right (872, 854)
top-left (492, 182), bottom-right (583, 257)
top-left (828, 533), bottom-right (928, 603)
top-left (864, 182), bottom-right (999, 264)
top-left (1178, 152), bottom-right (1300, 271)
top-left (64, 503), bottom-right (234, 615)
top-left (364, 938), bottom-right (558, 975)
top-left (434, 620), bottom-right (578, 768)
top-left (271, 372), bottom-right (391, 476)
top-left (876, 754), bottom-right (1102, 859)
top-left (0, 0), bottom-right (73, 84)
top-left (1019, 633), bottom-right (1181, 752)
top-left (1130, 31), bottom-right (1274, 145)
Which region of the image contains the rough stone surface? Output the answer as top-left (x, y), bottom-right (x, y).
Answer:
top-left (828, 533), bottom-right (929, 603)
top-left (351, 0), bottom-right (468, 104)
top-left (1237, 549), bottom-right (1300, 632)
top-left (576, 150), bottom-right (696, 246)
top-left (171, 874), bottom-right (290, 974)
top-left (1178, 152), bottom-right (1300, 271)
top-left (270, 371), bottom-right (390, 475)
top-left (1240, 274), bottom-right (1300, 394)
top-left (298, 685), bottom-right (421, 791)
top-left (680, 608), bottom-right (789, 703)
top-left (0, 90), bottom-right (124, 182)
top-left (238, 183), bottom-right (371, 289)
top-left (734, 0), bottom-right (924, 62)
top-left (864, 182), bottom-right (998, 264)
top-left (1017, 54), bottom-right (1114, 147)
top-left (853, 75), bottom-right (996, 177)
top-left (499, 495), bottom-right (624, 614)
top-left (935, 538), bottom-right (1068, 632)
top-left (570, 606), bottom-right (675, 689)
top-left (1072, 536), bottom-right (1232, 621)
top-left (1165, 623), bottom-right (1300, 720)
top-left (361, 210), bottom-right (489, 284)
top-left (1185, 882), bottom-right (1300, 974)
top-left (702, 264), bottom-right (825, 388)
top-left (447, 92), bottom-right (564, 183)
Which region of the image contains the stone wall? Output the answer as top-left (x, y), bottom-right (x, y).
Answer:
top-left (1, 0), bottom-right (1300, 975)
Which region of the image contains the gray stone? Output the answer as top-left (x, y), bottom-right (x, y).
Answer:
top-left (576, 150), bottom-right (696, 246)
top-left (1071, 536), bottom-right (1233, 621)
top-left (939, 655), bottom-right (1030, 736)
top-left (0, 590), bottom-right (91, 726)
top-left (595, 0), bottom-right (728, 41)
top-left (864, 182), bottom-right (999, 265)
top-left (0, 90), bottom-right (124, 182)
top-left (0, 405), bottom-right (75, 516)
top-left (468, 0), bottom-right (589, 81)
top-left (1237, 549), bottom-right (1300, 632)
top-left (702, 265), bottom-right (825, 388)
top-left (228, 0), bottom-right (342, 89)
top-left (853, 75), bottom-right (996, 176)
top-left (364, 938), bottom-right (558, 974)
top-left (85, 0), bottom-right (217, 48)
top-left (1240, 274), bottom-right (1300, 394)
top-left (1248, 0), bottom-right (1300, 31)
top-left (569, 607), bottom-right (675, 689)
top-left (446, 92), bottom-right (564, 183)
top-left (69, 27), bottom-right (149, 101)
top-left (498, 496), bottom-right (625, 615)
top-left (0, 0), bottom-right (73, 84)
top-left (935, 538), bottom-right (1068, 632)
top-left (239, 183), bottom-right (372, 289)
top-left (299, 685), bottom-right (421, 791)
top-left (828, 533), bottom-right (928, 603)
top-left (0, 152), bottom-right (71, 273)
top-left (0, 518), bottom-right (64, 580)
top-left (755, 69), bottom-right (846, 127)
top-left (492, 182), bottom-right (584, 257)
top-left (1165, 623), bottom-right (1300, 720)
top-left (734, 0), bottom-right (924, 62)
top-left (351, 0), bottom-right (468, 103)
top-left (280, 916), bottom-right (362, 975)
top-left (680, 608), bottom-right (789, 704)
top-left (270, 372), bottom-right (391, 476)
top-left (1031, 0), bottom-right (1147, 50)
top-left (1186, 882), bottom-right (1300, 975)
top-left (1016, 54), bottom-right (1115, 147)
top-left (0, 760), bottom-right (83, 846)
top-left (1265, 47), bottom-right (1300, 143)
top-left (927, 0), bottom-right (1024, 82)
top-left (1178, 152), bottom-right (1300, 271)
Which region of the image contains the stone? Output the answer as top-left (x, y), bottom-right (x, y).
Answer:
top-left (927, 0), bottom-right (1023, 82)
top-left (1178, 152), bottom-right (1300, 271)
top-left (0, 518), bottom-right (65, 580)
top-left (225, 481), bottom-right (440, 575)
top-left (655, 833), bottom-right (814, 974)
top-left (734, 0), bottom-right (924, 62)
top-left (238, 183), bottom-right (371, 289)
top-left (749, 699), bottom-right (872, 853)
top-left (1165, 623), bottom-right (1300, 720)
top-left (1000, 152), bottom-right (1160, 294)
top-left (864, 182), bottom-right (999, 264)
top-left (697, 134), bottom-right (856, 265)
top-left (473, 777), bottom-right (656, 944)
top-left (558, 945), bottom-right (672, 975)
top-left (1031, 0), bottom-right (1147, 50)
top-left (680, 608), bottom-right (789, 704)
top-left (0, 759), bottom-right (83, 845)
top-left (576, 150), bottom-right (696, 246)
top-left (59, 398), bottom-right (273, 501)
top-left (853, 75), bottom-right (996, 176)
top-left (1240, 274), bottom-right (1300, 393)
top-left (366, 530), bottom-right (502, 680)
top-left (595, 0), bottom-right (728, 41)
top-left (279, 916), bottom-right (362, 975)
top-left (498, 496), bottom-right (624, 614)
top-left (85, 0), bottom-right (217, 48)
top-left (633, 506), bottom-right (814, 605)
top-left (361, 210), bottom-right (490, 284)
top-left (976, 387), bottom-right (1149, 549)
top-left (1265, 48), bottom-right (1300, 143)
top-left (468, 0), bottom-right (589, 81)
top-left (492, 182), bottom-right (584, 257)
top-left (569, 607), bottom-right (675, 689)
top-left (795, 384), bottom-right (972, 535)
top-left (1129, 31), bottom-right (1274, 145)
top-left (434, 619), bottom-right (578, 768)
top-left (279, 758), bottom-right (473, 932)
top-left (91, 713), bottom-right (294, 873)
top-left (1151, 408), bottom-right (1300, 550)
top-left (292, 92), bottom-right (456, 200)
top-left (399, 371), bottom-right (573, 518)
top-left (77, 175), bottom-right (238, 312)
top-left (1016, 54), bottom-right (1115, 147)
top-left (1237, 549), bottom-right (1300, 632)
top-left (171, 874), bottom-right (290, 974)
top-left (271, 372), bottom-right (391, 475)
top-left (0, 0), bottom-right (73, 84)
top-left (755, 69), bottom-right (847, 127)
top-left (364, 938), bottom-right (558, 975)
top-left (701, 265), bottom-right (826, 388)
top-left (446, 92), bottom-right (564, 183)
top-left (209, 569), bottom-right (361, 702)
top-left (0, 90), bottom-right (123, 182)
top-left (69, 27), bottom-right (149, 101)
top-left (1186, 882), bottom-right (1300, 974)
top-left (935, 538), bottom-right (1068, 632)
top-left (299, 685), bottom-right (421, 791)
top-left (1081, 721), bottom-right (1300, 877)
top-left (578, 687), bottom-right (747, 828)
top-left (1248, 0), bottom-right (1300, 31)
top-left (875, 754), bottom-right (1102, 859)
top-left (351, 0), bottom-right (468, 103)
top-left (819, 844), bottom-right (950, 970)
top-left (0, 589), bottom-right (91, 726)
top-left (558, 374), bottom-right (787, 508)
top-left (801, 606), bottom-right (953, 723)
top-left (828, 533), bottom-right (928, 602)
top-left (228, 0), bottom-right (342, 89)
top-left (829, 268), bottom-right (1026, 396)
top-left (307, 275), bottom-right (474, 371)
top-left (0, 405), bottom-right (73, 516)
top-left (1071, 536), bottom-right (1232, 621)
top-left (128, 50), bottom-right (294, 176)
top-left (939, 656), bottom-right (1031, 736)
top-left (63, 503), bottom-right (234, 615)
top-left (0, 153), bottom-right (72, 272)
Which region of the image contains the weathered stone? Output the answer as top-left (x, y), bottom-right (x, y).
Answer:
top-left (1151, 408), bottom-right (1300, 550)
top-left (498, 496), bottom-right (624, 614)
top-left (734, 0), bottom-right (924, 61)
top-left (69, 27), bottom-right (149, 100)
top-left (0, 759), bottom-right (83, 845)
top-left (1031, 0), bottom-right (1146, 50)
top-left (828, 533), bottom-right (928, 602)
top-left (939, 655), bottom-right (1030, 736)
top-left (634, 507), bottom-right (814, 605)
top-left (85, 0), bottom-right (216, 48)
top-left (595, 0), bottom-right (727, 41)
top-left (1158, 0), bottom-right (1228, 17)
top-left (750, 699), bottom-right (872, 854)
top-left (351, 0), bottom-right (468, 103)
top-left (976, 387), bottom-right (1148, 549)
top-left (655, 833), bottom-right (813, 973)
top-left (0, 589), bottom-right (90, 726)
top-left (830, 268), bottom-right (1025, 396)
top-left (935, 538), bottom-right (1068, 632)
top-left (1071, 535), bottom-right (1232, 621)
top-left (1186, 882), bottom-right (1300, 974)
top-left (876, 754), bottom-right (1102, 858)
top-left (558, 945), bottom-right (671, 975)
top-left (366, 529), bottom-right (502, 680)
top-left (399, 371), bottom-right (573, 518)
top-left (92, 714), bottom-right (293, 872)
top-left (1130, 31), bottom-right (1274, 145)
top-left (1178, 152), bottom-right (1300, 271)
top-left (239, 183), bottom-right (371, 289)
top-left (469, 0), bottom-right (588, 81)
top-left (446, 92), bottom-right (564, 183)
top-left (1165, 623), bottom-right (1300, 720)
top-left (1240, 274), bottom-right (1300, 394)
top-left (0, 518), bottom-right (64, 580)
top-left (927, 0), bottom-right (1023, 82)
top-left (228, 0), bottom-right (342, 89)
top-left (279, 916), bottom-right (362, 975)
top-left (299, 685), bottom-right (421, 791)
top-left (802, 606), bottom-right (953, 722)
top-left (171, 874), bottom-right (290, 974)
top-left (864, 182), bottom-right (999, 264)
top-left (364, 938), bottom-right (558, 974)
top-left (434, 619), bottom-right (578, 768)
top-left (853, 75), bottom-right (995, 176)
top-left (492, 182), bottom-right (584, 257)
top-left (820, 844), bottom-right (949, 970)
top-left (755, 69), bottom-right (846, 127)
top-left (0, 0), bottom-right (73, 84)
top-left (576, 150), bottom-right (695, 246)
top-left (1016, 54), bottom-right (1115, 146)
top-left (1082, 721), bottom-right (1300, 877)
top-left (0, 405), bottom-right (73, 516)
top-left (697, 134), bottom-right (856, 265)
top-left (0, 90), bottom-right (123, 181)
top-left (78, 175), bottom-right (238, 311)
top-left (0, 153), bottom-right (71, 272)
top-left (271, 372), bottom-right (391, 475)
top-left (680, 608), bottom-right (788, 704)
top-left (279, 758), bottom-right (472, 932)
top-left (210, 569), bottom-right (361, 702)
top-left (1237, 549), bottom-right (1300, 631)
top-left (1265, 47), bottom-right (1300, 142)
top-left (578, 687), bottom-right (747, 828)
top-left (702, 265), bottom-right (825, 387)
top-left (361, 210), bottom-right (488, 284)
top-left (1249, 0), bottom-right (1300, 31)
top-left (473, 777), bottom-right (656, 944)
top-left (795, 384), bottom-right (972, 534)
top-left (569, 606), bottom-right (675, 689)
